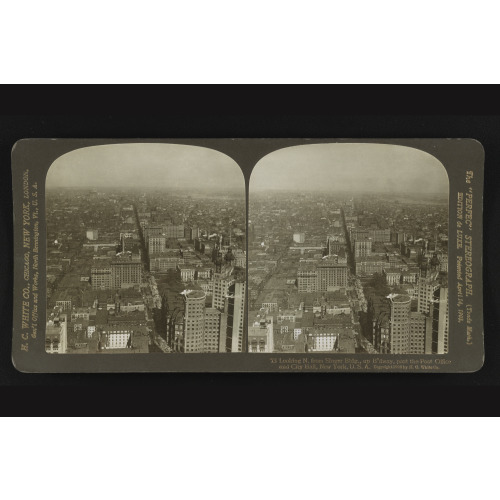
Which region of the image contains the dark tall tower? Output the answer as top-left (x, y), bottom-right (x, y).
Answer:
top-left (430, 252), bottom-right (440, 271)
top-left (224, 247), bottom-right (235, 264)
top-left (219, 281), bottom-right (245, 353)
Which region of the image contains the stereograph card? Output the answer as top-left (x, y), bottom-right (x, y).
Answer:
top-left (11, 138), bottom-right (484, 372)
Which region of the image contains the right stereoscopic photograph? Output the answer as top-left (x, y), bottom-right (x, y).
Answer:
top-left (248, 143), bottom-right (449, 355)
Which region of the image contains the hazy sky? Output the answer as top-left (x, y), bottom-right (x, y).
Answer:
top-left (250, 143), bottom-right (449, 194)
top-left (46, 143), bottom-right (244, 192)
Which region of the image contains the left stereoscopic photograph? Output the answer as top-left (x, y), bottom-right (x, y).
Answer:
top-left (43, 143), bottom-right (246, 355)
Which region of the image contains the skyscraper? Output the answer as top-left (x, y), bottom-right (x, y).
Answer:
top-left (183, 290), bottom-right (206, 353)
top-left (417, 275), bottom-right (440, 314)
top-left (409, 311), bottom-right (427, 354)
top-left (204, 307), bottom-right (222, 353)
top-left (428, 284), bottom-right (449, 354)
top-left (219, 281), bottom-right (245, 352)
top-left (212, 267), bottom-right (234, 310)
top-left (388, 294), bottom-right (411, 354)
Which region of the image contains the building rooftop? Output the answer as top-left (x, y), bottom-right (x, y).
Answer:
top-left (178, 265), bottom-right (195, 271)
top-left (95, 309), bottom-right (108, 325)
top-left (248, 325), bottom-right (269, 338)
top-left (301, 312), bottom-right (314, 327)
top-left (317, 261), bottom-right (347, 269)
top-left (108, 310), bottom-right (146, 322)
top-left (205, 307), bottom-right (221, 315)
top-left (149, 250), bottom-right (182, 258)
top-left (390, 294), bottom-right (411, 303)
top-left (46, 323), bottom-right (63, 339)
top-left (183, 290), bottom-right (206, 300)
top-left (384, 269), bottom-right (402, 275)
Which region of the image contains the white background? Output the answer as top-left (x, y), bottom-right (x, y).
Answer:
top-left (1, 1), bottom-right (498, 83)
top-left (2, 417), bottom-right (498, 499)
top-left (2, 4), bottom-right (496, 493)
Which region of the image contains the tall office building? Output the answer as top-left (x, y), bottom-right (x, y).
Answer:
top-left (367, 228), bottom-right (391, 242)
top-left (219, 281), bottom-right (245, 352)
top-left (428, 284), bottom-right (449, 354)
top-left (297, 263), bottom-right (348, 293)
top-left (392, 231), bottom-right (406, 244)
top-left (212, 268), bottom-right (234, 310)
top-left (297, 266), bottom-right (317, 293)
top-left (354, 237), bottom-right (372, 258)
top-left (101, 326), bottom-right (131, 349)
top-left (233, 250), bottom-right (246, 268)
top-left (111, 257), bottom-right (142, 289)
top-left (147, 236), bottom-right (166, 254)
top-left (183, 290), bottom-right (206, 353)
top-left (143, 225), bottom-right (164, 246)
top-left (417, 276), bottom-right (440, 314)
top-left (91, 256), bottom-right (142, 290)
top-left (409, 311), bottom-right (427, 354)
top-left (316, 263), bottom-right (348, 291)
top-left (388, 294), bottom-right (411, 354)
top-left (165, 224), bottom-right (185, 239)
top-left (309, 330), bottom-right (337, 352)
top-left (204, 307), bottom-right (222, 353)
top-left (327, 236), bottom-right (346, 255)
top-left (91, 261), bottom-right (112, 290)
top-left (150, 254), bottom-right (184, 272)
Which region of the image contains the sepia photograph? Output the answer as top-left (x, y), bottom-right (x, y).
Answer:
top-left (44, 143), bottom-right (246, 355)
top-left (248, 143), bottom-right (449, 355)
top-left (11, 137), bottom-right (483, 373)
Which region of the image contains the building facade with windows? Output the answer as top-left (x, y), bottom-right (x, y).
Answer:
top-left (389, 294), bottom-right (411, 354)
top-left (183, 290), bottom-right (206, 353)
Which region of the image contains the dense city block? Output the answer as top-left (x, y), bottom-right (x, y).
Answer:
top-left (248, 191), bottom-right (449, 354)
top-left (46, 188), bottom-right (246, 354)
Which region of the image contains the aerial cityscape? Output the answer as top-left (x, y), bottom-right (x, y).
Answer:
top-left (45, 144), bottom-right (246, 354)
top-left (248, 144), bottom-right (449, 355)
top-left (44, 142), bottom-right (451, 358)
